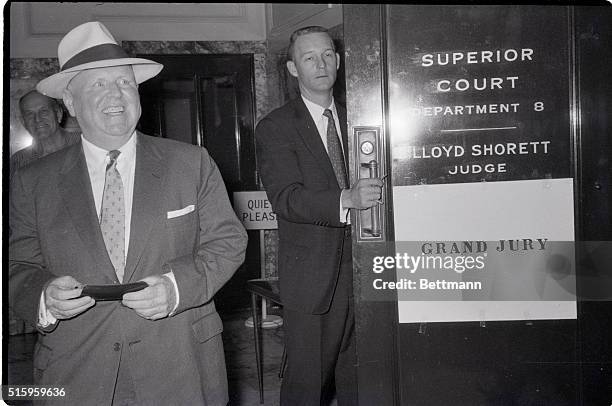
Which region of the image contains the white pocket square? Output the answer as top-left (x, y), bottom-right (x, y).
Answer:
top-left (167, 205), bottom-right (195, 219)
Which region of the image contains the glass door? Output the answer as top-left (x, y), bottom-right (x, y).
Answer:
top-left (344, 5), bottom-right (589, 404)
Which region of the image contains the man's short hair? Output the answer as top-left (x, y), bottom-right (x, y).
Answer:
top-left (287, 26), bottom-right (334, 62)
top-left (19, 90), bottom-right (60, 112)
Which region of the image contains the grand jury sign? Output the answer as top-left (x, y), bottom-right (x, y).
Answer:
top-left (386, 6), bottom-right (576, 323)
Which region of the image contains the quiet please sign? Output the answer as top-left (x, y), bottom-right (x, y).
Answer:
top-left (233, 191), bottom-right (278, 230)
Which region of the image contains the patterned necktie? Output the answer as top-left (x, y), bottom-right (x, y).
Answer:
top-left (100, 150), bottom-right (125, 282)
top-left (323, 109), bottom-right (348, 189)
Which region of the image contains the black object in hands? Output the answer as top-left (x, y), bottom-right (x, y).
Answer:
top-left (80, 281), bottom-right (148, 301)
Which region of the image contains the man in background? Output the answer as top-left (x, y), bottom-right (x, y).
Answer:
top-left (255, 26), bottom-right (383, 405)
top-left (8, 90), bottom-right (80, 333)
top-left (10, 90), bottom-right (80, 177)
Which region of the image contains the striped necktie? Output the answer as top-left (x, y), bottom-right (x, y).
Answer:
top-left (323, 108), bottom-right (348, 189)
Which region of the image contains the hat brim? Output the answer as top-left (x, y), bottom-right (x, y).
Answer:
top-left (36, 57), bottom-right (163, 99)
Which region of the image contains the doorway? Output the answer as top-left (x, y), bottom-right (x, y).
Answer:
top-left (137, 54), bottom-right (258, 312)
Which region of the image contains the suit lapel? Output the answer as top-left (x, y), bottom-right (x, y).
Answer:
top-left (123, 133), bottom-right (164, 282)
top-left (293, 98), bottom-right (338, 183)
top-left (58, 143), bottom-right (117, 283)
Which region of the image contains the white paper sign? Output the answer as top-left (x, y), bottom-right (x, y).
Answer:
top-left (393, 178), bottom-right (576, 323)
top-left (233, 191), bottom-right (278, 230)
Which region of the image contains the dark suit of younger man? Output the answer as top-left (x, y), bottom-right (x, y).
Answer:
top-left (257, 96), bottom-right (356, 405)
top-left (256, 26), bottom-right (382, 405)
top-left (257, 98), bottom-right (350, 314)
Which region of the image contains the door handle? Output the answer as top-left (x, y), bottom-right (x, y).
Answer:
top-left (362, 160), bottom-right (381, 237)
top-left (354, 126), bottom-right (385, 241)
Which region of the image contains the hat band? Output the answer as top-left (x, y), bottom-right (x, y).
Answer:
top-left (61, 43), bottom-right (130, 71)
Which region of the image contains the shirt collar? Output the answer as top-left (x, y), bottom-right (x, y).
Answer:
top-left (81, 131), bottom-right (137, 168)
top-left (301, 95), bottom-right (337, 120)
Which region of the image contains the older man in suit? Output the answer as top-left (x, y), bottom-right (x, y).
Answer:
top-left (255, 26), bottom-right (383, 405)
top-left (9, 21), bottom-right (247, 405)
top-left (10, 90), bottom-right (80, 179)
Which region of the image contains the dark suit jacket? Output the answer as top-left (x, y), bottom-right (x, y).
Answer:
top-left (255, 98), bottom-right (350, 315)
top-left (9, 132), bottom-right (248, 405)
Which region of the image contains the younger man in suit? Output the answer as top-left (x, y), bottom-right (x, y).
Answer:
top-left (255, 26), bottom-right (383, 405)
top-left (9, 21), bottom-right (247, 405)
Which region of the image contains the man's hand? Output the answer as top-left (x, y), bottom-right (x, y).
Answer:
top-left (342, 178), bottom-right (384, 210)
top-left (122, 275), bottom-right (176, 320)
top-left (44, 276), bottom-right (94, 320)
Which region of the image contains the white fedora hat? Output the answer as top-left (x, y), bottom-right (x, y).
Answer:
top-left (37, 21), bottom-right (163, 98)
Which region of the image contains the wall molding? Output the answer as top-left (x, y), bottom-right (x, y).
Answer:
top-left (91, 4), bottom-right (248, 24)
top-left (10, 3), bottom-right (266, 57)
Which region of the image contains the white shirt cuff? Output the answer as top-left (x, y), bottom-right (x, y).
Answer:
top-left (38, 291), bottom-right (57, 328)
top-left (163, 271), bottom-right (180, 315)
top-left (339, 189), bottom-right (350, 224)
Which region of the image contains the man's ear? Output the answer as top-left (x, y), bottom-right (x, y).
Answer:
top-left (62, 88), bottom-right (76, 117)
top-left (286, 60), bottom-right (299, 78)
top-left (335, 52), bottom-right (340, 70)
top-left (54, 103), bottom-right (64, 123)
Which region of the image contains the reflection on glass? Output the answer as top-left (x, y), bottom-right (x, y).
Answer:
top-left (200, 76), bottom-right (240, 185)
top-left (160, 78), bottom-right (197, 145)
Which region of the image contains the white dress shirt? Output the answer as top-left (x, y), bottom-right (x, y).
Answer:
top-left (39, 132), bottom-right (178, 326)
top-left (301, 95), bottom-right (350, 223)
